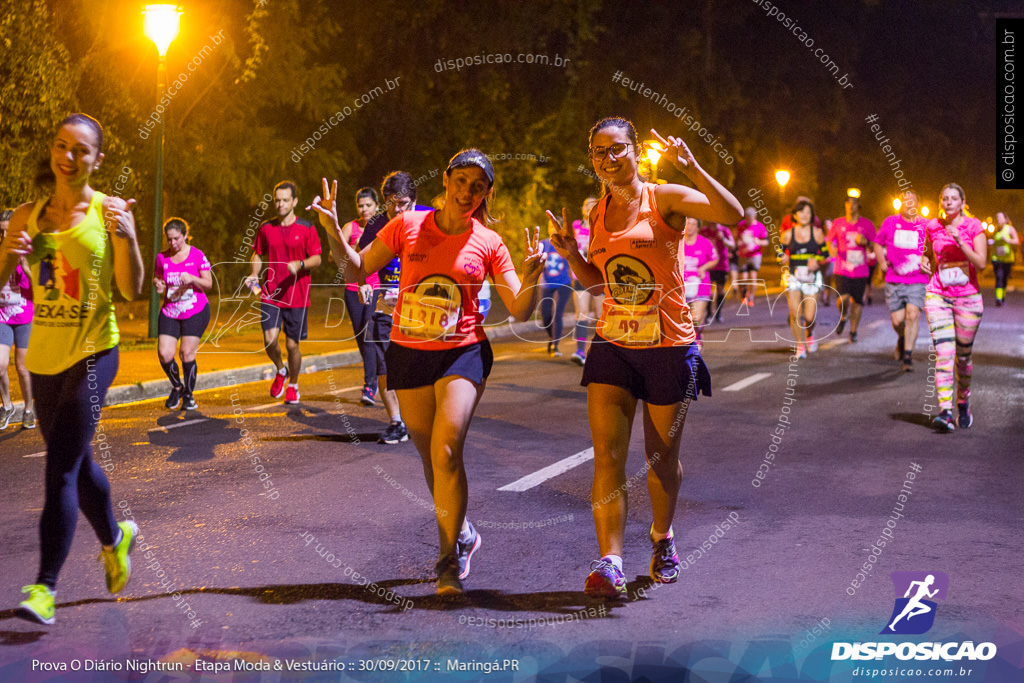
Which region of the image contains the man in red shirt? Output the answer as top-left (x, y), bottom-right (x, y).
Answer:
top-left (247, 181), bottom-right (322, 404)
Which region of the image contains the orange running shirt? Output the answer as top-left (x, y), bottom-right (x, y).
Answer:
top-left (588, 183), bottom-right (696, 347)
top-left (376, 210), bottom-right (515, 350)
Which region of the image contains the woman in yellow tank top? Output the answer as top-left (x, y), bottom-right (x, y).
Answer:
top-left (547, 117), bottom-right (742, 600)
top-left (0, 114), bottom-right (144, 625)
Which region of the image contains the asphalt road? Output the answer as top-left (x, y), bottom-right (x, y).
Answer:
top-left (0, 292), bottom-right (1021, 682)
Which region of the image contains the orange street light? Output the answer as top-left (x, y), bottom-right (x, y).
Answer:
top-left (893, 198), bottom-right (902, 212)
top-left (143, 4), bottom-right (181, 57)
top-left (775, 170), bottom-right (790, 187)
top-left (847, 188), bottom-right (861, 199)
top-left (921, 206), bottom-right (930, 217)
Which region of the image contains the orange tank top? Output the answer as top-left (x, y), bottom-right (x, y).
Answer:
top-left (588, 183), bottom-right (696, 347)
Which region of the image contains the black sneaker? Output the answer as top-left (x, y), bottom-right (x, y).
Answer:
top-left (379, 420), bottom-right (409, 444)
top-left (933, 410), bottom-right (955, 433)
top-left (435, 553), bottom-right (463, 596)
top-left (165, 386), bottom-right (182, 410)
top-left (181, 395), bottom-right (198, 411)
top-left (957, 402), bottom-right (973, 429)
top-left (836, 318), bottom-right (846, 335)
top-left (456, 522), bottom-right (482, 580)
top-left (849, 331), bottom-right (858, 343)
top-left (900, 351), bottom-right (913, 373)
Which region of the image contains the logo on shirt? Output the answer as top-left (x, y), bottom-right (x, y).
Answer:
top-left (604, 255), bottom-right (656, 305)
top-left (408, 253), bottom-right (428, 262)
top-left (629, 238), bottom-right (656, 250)
top-left (413, 274), bottom-right (463, 309)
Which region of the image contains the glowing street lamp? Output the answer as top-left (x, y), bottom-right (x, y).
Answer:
top-left (775, 170), bottom-right (790, 187)
top-left (143, 4), bottom-right (182, 338)
top-left (921, 206), bottom-right (930, 217)
top-left (893, 197), bottom-right (902, 212)
top-left (847, 187), bottom-right (861, 199)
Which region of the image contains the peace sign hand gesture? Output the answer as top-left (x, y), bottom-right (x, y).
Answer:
top-left (307, 178), bottom-right (342, 240)
top-left (545, 207), bottom-right (577, 261)
top-left (522, 226), bottom-right (544, 280)
top-left (650, 128), bottom-right (700, 177)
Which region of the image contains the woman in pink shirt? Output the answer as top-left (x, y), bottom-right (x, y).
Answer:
top-left (925, 183), bottom-right (987, 432)
top-left (0, 209), bottom-right (35, 429)
top-left (681, 218), bottom-right (719, 347)
top-left (312, 150), bottom-right (544, 596)
top-left (923, 184), bottom-right (987, 432)
top-left (154, 218), bottom-right (213, 411)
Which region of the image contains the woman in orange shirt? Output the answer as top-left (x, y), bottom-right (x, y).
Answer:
top-left (548, 117), bottom-right (742, 599)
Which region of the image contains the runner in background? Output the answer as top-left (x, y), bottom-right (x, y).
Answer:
top-left (539, 224), bottom-right (572, 357)
top-left (923, 183), bottom-right (987, 432)
top-left (874, 190), bottom-right (928, 372)
top-left (990, 212), bottom-right (1018, 307)
top-left (313, 149), bottom-right (544, 596)
top-left (0, 209), bottom-right (34, 429)
top-left (827, 195), bottom-right (876, 343)
top-left (246, 181), bottom-right (322, 405)
top-left (780, 200), bottom-right (826, 358)
top-left (820, 218), bottom-right (834, 306)
top-left (735, 207), bottom-right (769, 307)
top-left (348, 172), bottom-right (432, 445)
top-left (681, 218), bottom-right (718, 349)
top-left (699, 220), bottom-right (733, 323)
top-left (340, 187), bottom-right (382, 404)
top-left (571, 197), bottom-right (601, 365)
top-left (153, 218), bottom-right (212, 411)
top-left (548, 118), bottom-right (741, 600)
top-left (0, 113), bottom-right (144, 624)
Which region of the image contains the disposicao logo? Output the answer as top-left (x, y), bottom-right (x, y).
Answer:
top-left (831, 571), bottom-right (997, 662)
top-left (882, 570), bottom-right (948, 635)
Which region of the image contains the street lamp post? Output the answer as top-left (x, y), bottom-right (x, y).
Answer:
top-left (143, 4), bottom-right (181, 338)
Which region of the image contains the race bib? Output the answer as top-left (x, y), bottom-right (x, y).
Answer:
top-left (601, 302), bottom-right (661, 347)
top-left (895, 255), bottom-right (922, 276)
top-left (938, 263), bottom-right (970, 287)
top-left (893, 229), bottom-right (918, 250)
top-left (398, 291), bottom-right (461, 341)
top-left (844, 250), bottom-right (865, 267)
top-left (0, 285), bottom-right (23, 307)
top-left (793, 265), bottom-right (814, 283)
top-left (683, 276), bottom-right (701, 300)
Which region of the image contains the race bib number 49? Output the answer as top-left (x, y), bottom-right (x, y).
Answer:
top-left (601, 303), bottom-right (661, 347)
top-left (398, 291), bottom-right (461, 341)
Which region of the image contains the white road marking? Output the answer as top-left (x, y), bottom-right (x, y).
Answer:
top-left (251, 401), bottom-right (282, 411)
top-left (498, 448), bottom-right (594, 492)
top-left (148, 418), bottom-right (209, 433)
top-left (721, 372), bottom-right (773, 392)
top-left (821, 339), bottom-right (848, 349)
top-left (328, 385), bottom-right (361, 395)
top-left (23, 452), bottom-right (45, 458)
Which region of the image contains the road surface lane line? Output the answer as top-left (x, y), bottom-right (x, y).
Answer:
top-left (721, 372), bottom-right (773, 392)
top-left (148, 418), bottom-right (209, 433)
top-left (23, 452), bottom-right (46, 458)
top-left (498, 448), bottom-right (594, 492)
top-left (327, 385), bottom-right (361, 395)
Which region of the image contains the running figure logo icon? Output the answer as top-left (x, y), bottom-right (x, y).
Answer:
top-left (881, 571), bottom-right (949, 635)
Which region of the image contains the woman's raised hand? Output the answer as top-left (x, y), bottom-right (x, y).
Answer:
top-left (650, 128), bottom-right (699, 176)
top-left (308, 178), bottom-right (342, 238)
top-left (522, 225), bottom-right (544, 279)
top-left (545, 207), bottom-right (576, 260)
